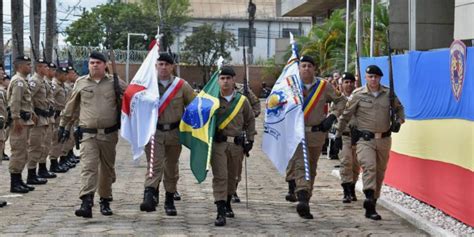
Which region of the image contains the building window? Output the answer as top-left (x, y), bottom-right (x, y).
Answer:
top-left (282, 28), bottom-right (301, 38)
top-left (238, 28), bottom-right (256, 47)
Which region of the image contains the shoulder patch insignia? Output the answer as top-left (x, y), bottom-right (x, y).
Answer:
top-left (17, 81), bottom-right (24, 87)
top-left (29, 81), bottom-right (36, 88)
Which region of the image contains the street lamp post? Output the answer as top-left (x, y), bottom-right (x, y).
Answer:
top-left (126, 33), bottom-right (148, 83)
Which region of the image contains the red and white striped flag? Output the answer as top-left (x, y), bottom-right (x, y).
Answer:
top-left (121, 43), bottom-right (160, 160)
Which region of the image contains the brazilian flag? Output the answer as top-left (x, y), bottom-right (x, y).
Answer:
top-left (179, 71), bottom-right (220, 183)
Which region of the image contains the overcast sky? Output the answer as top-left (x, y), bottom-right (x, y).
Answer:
top-left (3, 0), bottom-right (109, 45)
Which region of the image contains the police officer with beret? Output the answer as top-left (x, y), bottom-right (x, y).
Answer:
top-left (140, 53), bottom-right (195, 216)
top-left (334, 72), bottom-right (359, 203)
top-left (7, 55), bottom-right (37, 193)
top-left (287, 55), bottom-right (346, 219)
top-left (335, 65), bottom-right (405, 220)
top-left (60, 51), bottom-right (126, 218)
top-left (26, 57), bottom-right (54, 184)
top-left (211, 66), bottom-right (256, 226)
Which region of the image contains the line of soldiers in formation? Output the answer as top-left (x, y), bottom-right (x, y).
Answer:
top-left (0, 50), bottom-right (405, 227)
top-left (0, 54), bottom-right (81, 206)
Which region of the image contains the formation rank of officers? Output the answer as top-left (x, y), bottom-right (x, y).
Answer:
top-left (0, 50), bottom-right (404, 227)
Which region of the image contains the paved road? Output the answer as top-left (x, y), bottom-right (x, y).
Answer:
top-left (0, 115), bottom-right (427, 236)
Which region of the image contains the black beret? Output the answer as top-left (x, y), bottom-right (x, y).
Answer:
top-left (366, 65), bottom-right (383, 76)
top-left (300, 55), bottom-right (315, 66)
top-left (14, 55), bottom-right (31, 63)
top-left (67, 65), bottom-right (75, 71)
top-left (56, 66), bottom-right (68, 74)
top-left (36, 58), bottom-right (48, 64)
top-left (157, 53), bottom-right (174, 64)
top-left (47, 62), bottom-right (57, 69)
top-left (341, 72), bottom-right (356, 81)
top-left (89, 51), bottom-right (107, 63)
top-left (219, 66), bottom-right (236, 77)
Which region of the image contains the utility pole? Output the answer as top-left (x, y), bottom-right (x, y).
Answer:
top-left (11, 0), bottom-right (24, 61)
top-left (247, 0), bottom-right (256, 65)
top-left (157, 0), bottom-right (164, 52)
top-left (0, 0), bottom-right (4, 64)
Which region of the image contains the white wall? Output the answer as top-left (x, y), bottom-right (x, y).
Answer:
top-left (171, 18), bottom-right (311, 64)
top-left (454, 0), bottom-right (474, 40)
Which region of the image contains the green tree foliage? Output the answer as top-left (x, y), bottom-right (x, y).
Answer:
top-left (181, 24), bottom-right (238, 84)
top-left (141, 0), bottom-right (191, 51)
top-left (292, 2), bottom-right (388, 75)
top-left (65, 0), bottom-right (190, 50)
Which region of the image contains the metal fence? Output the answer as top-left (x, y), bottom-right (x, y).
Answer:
top-left (55, 45), bottom-right (149, 64)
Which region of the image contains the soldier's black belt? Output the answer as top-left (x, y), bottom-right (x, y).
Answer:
top-left (156, 121), bottom-right (180, 131)
top-left (54, 110), bottom-right (61, 118)
top-left (20, 111), bottom-right (31, 121)
top-left (342, 132), bottom-right (350, 137)
top-left (358, 130), bottom-right (391, 141)
top-left (214, 131), bottom-right (244, 145)
top-left (305, 123), bottom-right (324, 132)
top-left (81, 124), bottom-right (120, 134)
top-left (34, 107), bottom-right (51, 117)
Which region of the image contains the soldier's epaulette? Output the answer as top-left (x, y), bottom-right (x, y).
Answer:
top-left (235, 90), bottom-right (248, 99)
top-left (75, 75), bottom-right (88, 83)
top-left (352, 86), bottom-right (364, 94)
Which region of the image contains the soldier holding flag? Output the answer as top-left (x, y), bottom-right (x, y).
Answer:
top-left (211, 66), bottom-right (256, 226)
top-left (290, 55), bottom-right (346, 219)
top-left (139, 53), bottom-right (195, 216)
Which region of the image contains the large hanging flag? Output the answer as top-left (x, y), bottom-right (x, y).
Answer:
top-left (262, 34), bottom-right (306, 175)
top-left (179, 58), bottom-right (223, 183)
top-left (121, 42), bottom-right (160, 160)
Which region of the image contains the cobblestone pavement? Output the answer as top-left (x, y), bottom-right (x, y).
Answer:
top-left (0, 114), bottom-right (427, 236)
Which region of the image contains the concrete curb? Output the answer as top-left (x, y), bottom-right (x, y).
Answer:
top-left (331, 169), bottom-right (455, 237)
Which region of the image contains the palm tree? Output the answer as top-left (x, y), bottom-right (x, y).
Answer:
top-left (11, 0), bottom-right (24, 60)
top-left (45, 0), bottom-right (56, 62)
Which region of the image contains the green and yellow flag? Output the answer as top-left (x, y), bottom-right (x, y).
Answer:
top-left (179, 70), bottom-right (220, 183)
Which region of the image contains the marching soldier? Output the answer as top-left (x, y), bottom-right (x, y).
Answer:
top-left (232, 82), bottom-right (260, 203)
top-left (211, 66), bottom-right (255, 226)
top-left (288, 56), bottom-right (346, 219)
top-left (49, 65), bottom-right (69, 173)
top-left (60, 51), bottom-right (125, 218)
top-left (335, 65), bottom-right (405, 220)
top-left (335, 72), bottom-right (359, 203)
top-left (26, 57), bottom-right (54, 184)
top-left (7, 55), bottom-right (36, 193)
top-left (139, 53), bottom-right (195, 216)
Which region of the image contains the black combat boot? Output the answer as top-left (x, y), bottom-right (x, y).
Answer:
top-left (0, 200), bottom-right (6, 207)
top-left (50, 159), bottom-right (68, 173)
top-left (75, 194), bottom-right (93, 218)
top-left (214, 200), bottom-right (226, 226)
top-left (27, 168), bottom-right (48, 185)
top-left (164, 192), bottom-right (177, 216)
top-left (19, 177), bottom-right (35, 191)
top-left (140, 187), bottom-right (157, 212)
top-left (296, 190), bottom-right (313, 219)
top-left (173, 191), bottom-right (181, 201)
top-left (38, 163), bottom-right (57, 179)
top-left (225, 195), bottom-right (235, 218)
top-left (10, 173), bottom-right (29, 193)
top-left (350, 183), bottom-right (357, 201)
top-left (68, 150), bottom-right (80, 164)
top-left (99, 198), bottom-right (113, 216)
top-left (341, 182), bottom-right (352, 203)
top-left (2, 152), bottom-right (9, 161)
top-left (60, 156), bottom-right (75, 169)
top-left (285, 180), bottom-right (297, 202)
top-left (231, 193), bottom-right (240, 203)
top-left (363, 189), bottom-right (381, 220)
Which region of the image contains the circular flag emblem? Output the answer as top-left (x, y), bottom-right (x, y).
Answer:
top-left (182, 97), bottom-right (214, 129)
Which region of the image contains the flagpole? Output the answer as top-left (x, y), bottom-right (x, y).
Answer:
top-left (149, 33), bottom-right (161, 178)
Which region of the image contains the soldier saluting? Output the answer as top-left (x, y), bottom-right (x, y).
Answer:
top-left (335, 65), bottom-right (405, 220)
top-left (59, 51), bottom-right (125, 218)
